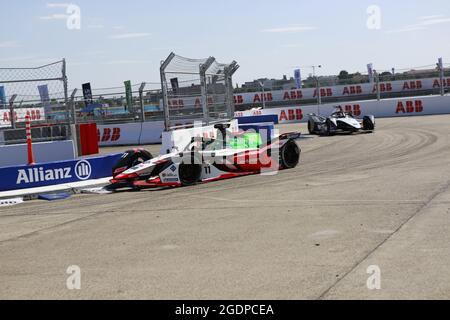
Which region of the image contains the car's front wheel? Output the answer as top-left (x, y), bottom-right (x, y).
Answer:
top-left (279, 140), bottom-right (301, 169)
top-left (178, 163), bottom-right (202, 186)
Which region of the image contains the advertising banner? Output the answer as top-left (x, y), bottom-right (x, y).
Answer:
top-left (82, 83), bottom-right (93, 107)
top-left (294, 69), bottom-right (302, 89)
top-left (0, 86), bottom-right (6, 109)
top-left (0, 107), bottom-right (45, 128)
top-left (0, 154), bottom-right (123, 192)
top-left (124, 80), bottom-right (132, 111)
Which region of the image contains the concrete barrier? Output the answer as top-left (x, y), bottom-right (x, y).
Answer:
top-left (235, 95), bottom-right (450, 124)
top-left (0, 140), bottom-right (76, 168)
top-left (97, 121), bottom-right (164, 146)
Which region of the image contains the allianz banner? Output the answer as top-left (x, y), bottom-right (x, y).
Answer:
top-left (0, 154), bottom-right (122, 192)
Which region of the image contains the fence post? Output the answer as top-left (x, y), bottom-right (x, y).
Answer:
top-left (375, 70), bottom-right (381, 101)
top-left (160, 52), bottom-right (176, 131)
top-left (139, 82), bottom-right (146, 122)
top-left (199, 57), bottom-right (216, 127)
top-left (9, 94), bottom-right (17, 129)
top-left (224, 61), bottom-right (239, 119)
top-left (438, 58), bottom-right (445, 96)
top-left (316, 76), bottom-right (321, 114)
top-left (69, 89), bottom-right (79, 158)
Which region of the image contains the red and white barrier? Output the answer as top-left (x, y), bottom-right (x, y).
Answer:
top-left (0, 108), bottom-right (45, 128)
top-left (235, 95), bottom-right (450, 124)
top-left (162, 77), bottom-right (450, 110)
top-left (95, 94), bottom-right (450, 148)
top-left (97, 121), bottom-right (165, 146)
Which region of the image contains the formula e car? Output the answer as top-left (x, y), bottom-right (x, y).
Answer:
top-left (307, 107), bottom-right (375, 136)
top-left (108, 124), bottom-right (301, 190)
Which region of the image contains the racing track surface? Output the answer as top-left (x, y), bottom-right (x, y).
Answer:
top-left (1, 115), bottom-right (450, 299)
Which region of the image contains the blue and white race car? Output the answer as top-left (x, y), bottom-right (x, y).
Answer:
top-left (308, 107), bottom-right (375, 136)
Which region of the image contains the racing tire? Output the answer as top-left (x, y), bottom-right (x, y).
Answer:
top-left (178, 163), bottom-right (202, 186)
top-left (325, 119), bottom-right (335, 136)
top-left (308, 120), bottom-right (315, 134)
top-left (279, 139), bottom-right (301, 169)
top-left (112, 149), bottom-right (153, 177)
top-left (363, 116), bottom-right (375, 132)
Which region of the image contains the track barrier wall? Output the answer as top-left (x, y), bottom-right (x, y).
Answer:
top-left (94, 94), bottom-right (450, 147)
top-left (0, 153), bottom-right (122, 192)
top-left (97, 121), bottom-right (165, 146)
top-left (234, 95), bottom-right (450, 124)
top-left (0, 140), bottom-right (76, 168)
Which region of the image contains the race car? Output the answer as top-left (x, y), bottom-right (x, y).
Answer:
top-left (107, 124), bottom-right (301, 190)
top-left (307, 107), bottom-right (375, 136)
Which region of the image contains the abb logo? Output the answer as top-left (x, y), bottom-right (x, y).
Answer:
top-left (234, 95), bottom-right (244, 105)
top-left (168, 99), bottom-right (184, 109)
top-left (343, 86), bottom-right (362, 95)
top-left (279, 109), bottom-right (303, 122)
top-left (2, 109), bottom-right (42, 122)
top-left (433, 78), bottom-right (450, 88)
top-left (402, 81), bottom-right (422, 90)
top-left (253, 93), bottom-right (273, 103)
top-left (396, 100), bottom-right (423, 114)
top-left (314, 88), bottom-right (333, 98)
top-left (372, 83), bottom-right (393, 93)
top-left (98, 128), bottom-right (121, 142)
top-left (283, 90), bottom-right (303, 100)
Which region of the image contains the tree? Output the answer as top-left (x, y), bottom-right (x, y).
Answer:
top-left (338, 70), bottom-right (350, 80)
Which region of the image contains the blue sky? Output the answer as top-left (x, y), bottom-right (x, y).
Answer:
top-left (1, 0), bottom-right (450, 89)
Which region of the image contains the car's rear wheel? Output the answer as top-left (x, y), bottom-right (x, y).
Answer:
top-left (325, 119), bottom-right (334, 136)
top-left (363, 116), bottom-right (375, 132)
top-left (308, 120), bottom-right (315, 134)
top-left (279, 140), bottom-right (300, 169)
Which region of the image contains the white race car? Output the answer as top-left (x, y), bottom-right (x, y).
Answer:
top-left (308, 107), bottom-right (375, 136)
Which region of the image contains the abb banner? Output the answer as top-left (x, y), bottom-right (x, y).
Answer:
top-left (234, 95), bottom-right (450, 124)
top-left (0, 108), bottom-right (45, 128)
top-left (164, 77), bottom-right (450, 109)
top-left (97, 121), bottom-right (165, 146)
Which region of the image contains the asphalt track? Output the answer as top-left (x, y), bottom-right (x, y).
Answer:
top-left (1, 115), bottom-right (450, 300)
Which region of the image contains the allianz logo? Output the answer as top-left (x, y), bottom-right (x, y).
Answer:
top-left (16, 160), bottom-right (92, 184)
